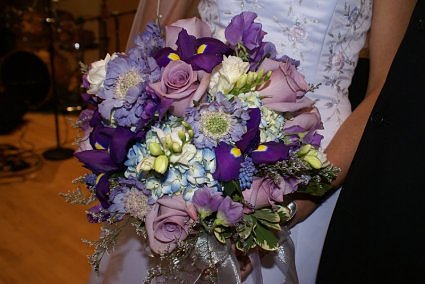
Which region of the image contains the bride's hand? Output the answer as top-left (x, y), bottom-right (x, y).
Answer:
top-left (231, 244), bottom-right (253, 281)
top-left (288, 199), bottom-right (317, 228)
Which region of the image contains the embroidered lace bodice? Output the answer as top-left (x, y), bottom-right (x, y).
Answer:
top-left (198, 0), bottom-right (373, 145)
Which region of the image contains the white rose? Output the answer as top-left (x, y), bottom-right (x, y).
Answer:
top-left (86, 53), bottom-right (116, 94)
top-left (209, 56), bottom-right (250, 94)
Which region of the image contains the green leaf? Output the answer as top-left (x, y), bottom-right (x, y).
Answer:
top-left (213, 227), bottom-right (226, 244)
top-left (276, 205), bottom-right (292, 223)
top-left (253, 208), bottom-right (280, 223)
top-left (254, 223), bottom-right (279, 251)
top-left (298, 181), bottom-right (332, 196)
top-left (237, 214), bottom-right (256, 240)
top-left (257, 218), bottom-right (282, 231)
top-left (222, 181), bottom-right (243, 200)
top-left (236, 234), bottom-right (256, 253)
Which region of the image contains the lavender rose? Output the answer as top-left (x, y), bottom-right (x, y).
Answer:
top-left (165, 17), bottom-right (212, 49)
top-left (284, 107), bottom-right (323, 132)
top-left (258, 58), bottom-right (313, 113)
top-left (150, 60), bottom-right (210, 116)
top-left (145, 195), bottom-right (198, 254)
top-left (242, 177), bottom-right (295, 213)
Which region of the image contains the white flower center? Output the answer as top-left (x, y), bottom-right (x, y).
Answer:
top-left (200, 111), bottom-right (232, 140)
top-left (124, 188), bottom-right (149, 220)
top-left (115, 70), bottom-right (142, 99)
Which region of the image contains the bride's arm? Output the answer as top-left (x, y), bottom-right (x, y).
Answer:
top-left (126, 0), bottom-right (199, 50)
top-left (290, 0), bottom-right (417, 226)
top-left (325, 0), bottom-right (416, 187)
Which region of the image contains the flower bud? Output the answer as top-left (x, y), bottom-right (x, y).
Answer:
top-left (188, 129), bottom-right (194, 138)
top-left (148, 142), bottom-right (163, 156)
top-left (236, 74), bottom-right (247, 89)
top-left (303, 155), bottom-right (322, 169)
top-left (265, 70), bottom-right (272, 81)
top-left (178, 130), bottom-right (186, 143)
top-left (247, 71), bottom-right (255, 85)
top-left (182, 120), bottom-right (191, 129)
top-left (154, 155), bottom-right (169, 174)
top-left (164, 135), bottom-right (173, 150)
top-left (172, 142), bottom-right (182, 153)
top-left (297, 144), bottom-right (312, 156)
top-left (256, 69), bottom-right (264, 83)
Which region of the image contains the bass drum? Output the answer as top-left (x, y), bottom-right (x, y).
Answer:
top-left (0, 50), bottom-right (50, 109)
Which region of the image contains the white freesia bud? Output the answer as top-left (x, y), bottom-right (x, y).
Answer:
top-left (172, 142), bottom-right (182, 153)
top-left (164, 135), bottom-right (173, 150)
top-left (303, 155), bottom-right (322, 169)
top-left (148, 142), bottom-right (163, 156)
top-left (154, 155), bottom-right (169, 174)
top-left (178, 130), bottom-right (186, 143)
top-left (298, 144), bottom-right (312, 156)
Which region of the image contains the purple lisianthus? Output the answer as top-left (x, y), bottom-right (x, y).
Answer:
top-left (214, 196), bottom-right (243, 227)
top-left (192, 187), bottom-right (224, 219)
top-left (184, 93), bottom-right (250, 149)
top-left (225, 12), bottom-right (276, 69)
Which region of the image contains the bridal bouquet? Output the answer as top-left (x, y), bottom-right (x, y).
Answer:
top-left (66, 12), bottom-right (339, 283)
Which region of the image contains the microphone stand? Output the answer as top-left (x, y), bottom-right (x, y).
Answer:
top-left (42, 0), bottom-right (74, 161)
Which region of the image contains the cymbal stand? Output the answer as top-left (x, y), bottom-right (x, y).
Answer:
top-left (42, 0), bottom-right (74, 161)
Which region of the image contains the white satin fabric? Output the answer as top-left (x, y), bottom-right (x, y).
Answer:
top-left (90, 1), bottom-right (372, 283)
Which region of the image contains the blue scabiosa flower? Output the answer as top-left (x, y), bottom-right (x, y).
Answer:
top-left (185, 93), bottom-right (250, 149)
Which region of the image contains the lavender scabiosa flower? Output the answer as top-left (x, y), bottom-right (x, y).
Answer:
top-left (184, 93), bottom-right (250, 149)
top-left (131, 22), bottom-right (164, 57)
top-left (108, 177), bottom-right (150, 220)
top-left (97, 53), bottom-right (161, 125)
top-left (113, 86), bottom-right (166, 129)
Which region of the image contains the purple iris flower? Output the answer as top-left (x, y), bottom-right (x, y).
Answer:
top-left (192, 187), bottom-right (224, 219)
top-left (75, 111), bottom-right (146, 209)
top-left (225, 12), bottom-right (276, 69)
top-left (215, 196), bottom-right (243, 226)
top-left (154, 29), bottom-right (231, 73)
top-left (213, 108), bottom-right (290, 182)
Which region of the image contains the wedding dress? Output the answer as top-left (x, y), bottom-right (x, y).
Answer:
top-left (89, 0), bottom-right (372, 283)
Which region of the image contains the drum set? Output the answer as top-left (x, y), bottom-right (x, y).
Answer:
top-left (0, 0), bottom-right (135, 122)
